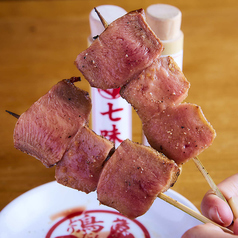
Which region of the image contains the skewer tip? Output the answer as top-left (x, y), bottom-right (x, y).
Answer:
top-left (94, 7), bottom-right (109, 28)
top-left (6, 110), bottom-right (20, 119)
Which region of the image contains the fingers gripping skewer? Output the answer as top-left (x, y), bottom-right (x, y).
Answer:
top-left (158, 193), bottom-right (233, 234)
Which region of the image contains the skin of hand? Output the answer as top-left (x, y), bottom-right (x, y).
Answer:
top-left (182, 174), bottom-right (238, 237)
top-left (182, 223), bottom-right (238, 238)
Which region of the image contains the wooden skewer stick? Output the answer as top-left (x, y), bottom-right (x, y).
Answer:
top-left (6, 110), bottom-right (20, 119)
top-left (158, 193), bottom-right (233, 234)
top-left (192, 157), bottom-right (227, 203)
top-left (94, 7), bottom-right (108, 28)
top-left (228, 197), bottom-right (238, 219)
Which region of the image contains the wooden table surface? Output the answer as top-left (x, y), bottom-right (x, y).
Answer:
top-left (1, 0), bottom-right (238, 217)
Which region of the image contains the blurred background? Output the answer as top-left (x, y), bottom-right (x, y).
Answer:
top-left (0, 0), bottom-right (238, 212)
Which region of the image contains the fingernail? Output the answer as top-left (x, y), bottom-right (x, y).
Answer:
top-left (228, 196), bottom-right (238, 219)
top-left (208, 206), bottom-right (224, 224)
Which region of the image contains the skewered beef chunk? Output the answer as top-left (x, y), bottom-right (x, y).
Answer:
top-left (13, 77), bottom-right (91, 167)
top-left (97, 139), bottom-right (180, 219)
top-left (75, 9), bottom-right (163, 89)
top-left (55, 126), bottom-right (115, 194)
top-left (143, 103), bottom-right (216, 165)
top-left (120, 53), bottom-right (215, 164)
top-left (120, 56), bottom-right (190, 122)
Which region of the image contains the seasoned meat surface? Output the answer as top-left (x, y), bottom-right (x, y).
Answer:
top-left (14, 78), bottom-right (91, 167)
top-left (120, 56), bottom-right (190, 122)
top-left (55, 126), bottom-right (115, 194)
top-left (97, 139), bottom-right (180, 219)
top-left (75, 9), bottom-right (163, 89)
top-left (143, 103), bottom-right (216, 165)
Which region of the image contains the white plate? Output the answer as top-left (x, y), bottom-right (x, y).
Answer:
top-left (0, 181), bottom-right (202, 238)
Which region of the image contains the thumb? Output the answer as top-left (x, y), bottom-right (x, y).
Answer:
top-left (201, 191), bottom-right (233, 227)
top-left (201, 174), bottom-right (238, 226)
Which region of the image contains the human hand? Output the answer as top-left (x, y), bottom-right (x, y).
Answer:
top-left (182, 174), bottom-right (238, 237)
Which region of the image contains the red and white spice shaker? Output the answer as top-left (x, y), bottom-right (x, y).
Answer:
top-left (88, 5), bottom-right (132, 148)
top-left (143, 4), bottom-right (184, 145)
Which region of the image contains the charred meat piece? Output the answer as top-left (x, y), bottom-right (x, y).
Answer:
top-left (14, 78), bottom-right (91, 167)
top-left (97, 139), bottom-right (180, 219)
top-left (120, 56), bottom-right (190, 122)
top-left (55, 126), bottom-right (115, 194)
top-left (75, 9), bottom-right (163, 89)
top-left (143, 103), bottom-right (216, 165)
